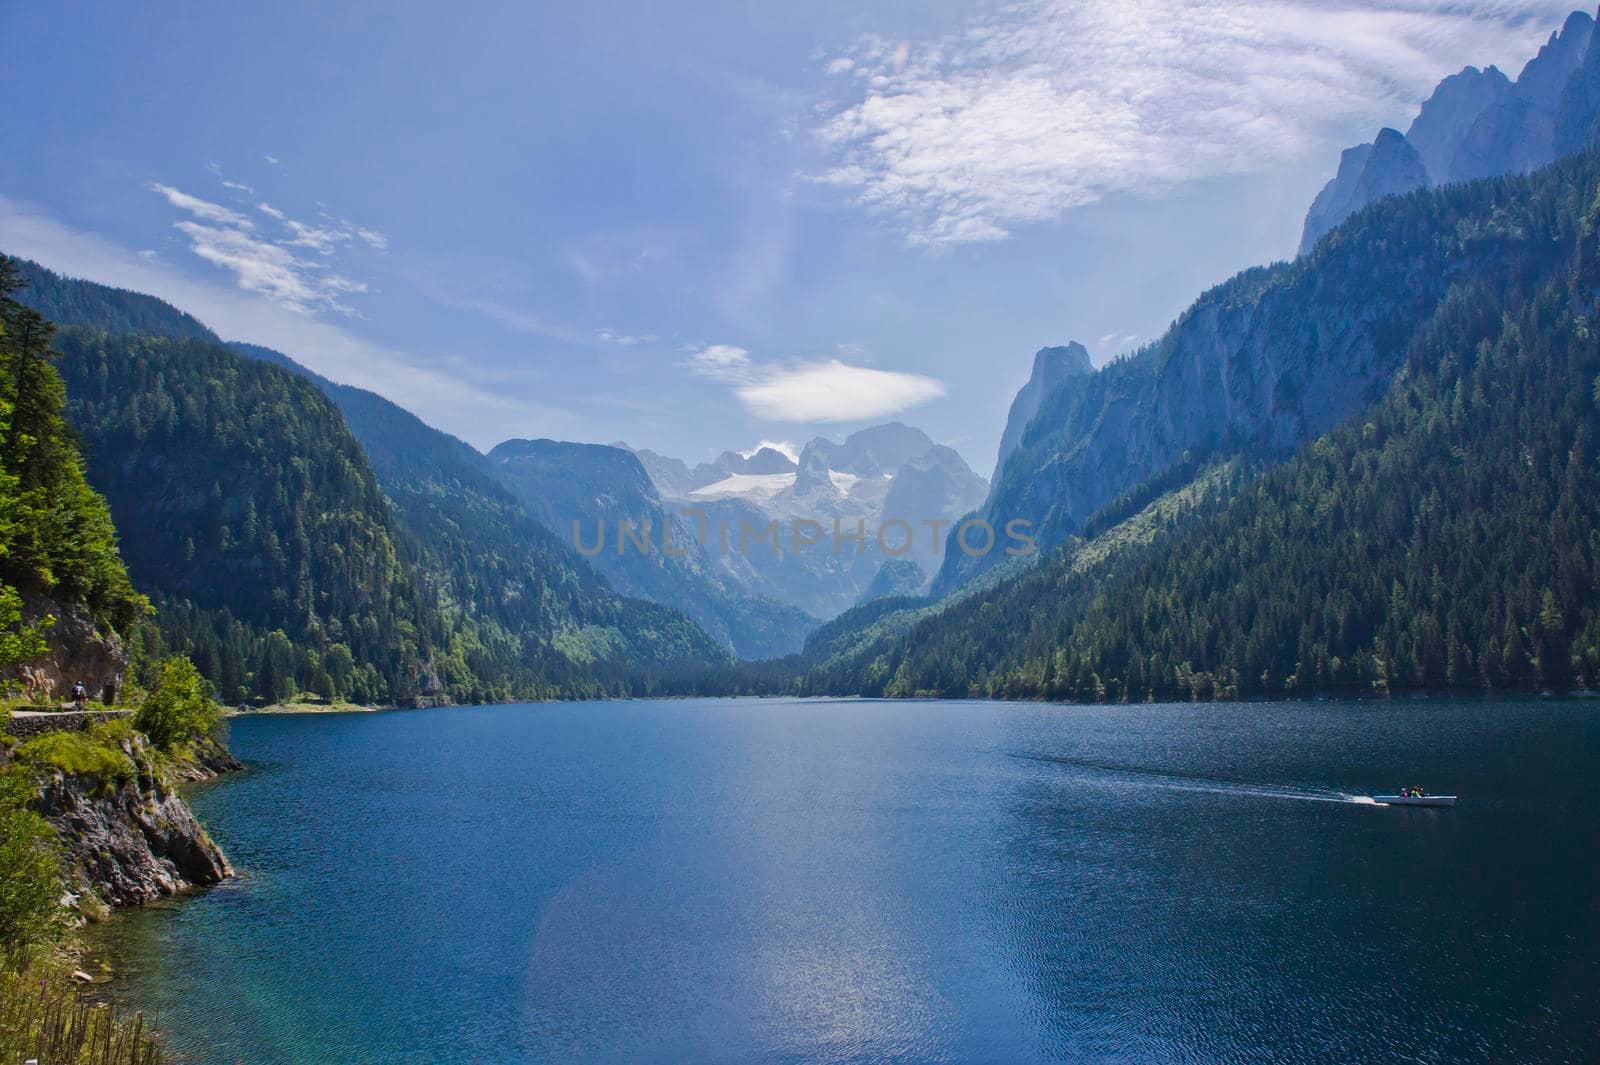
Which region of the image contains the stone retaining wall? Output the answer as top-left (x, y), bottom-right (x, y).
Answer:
top-left (5, 710), bottom-right (132, 740)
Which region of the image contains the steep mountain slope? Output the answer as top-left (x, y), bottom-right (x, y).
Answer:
top-left (802, 150), bottom-right (1600, 700)
top-left (10, 259), bottom-right (728, 700)
top-left (938, 154), bottom-right (1571, 594)
top-left (230, 344), bottom-right (728, 689)
top-left (992, 342), bottom-right (1093, 482)
top-left (1405, 65), bottom-right (1512, 182)
top-left (487, 439), bottom-right (814, 658)
top-left (1299, 128), bottom-right (1430, 255)
top-left (51, 327), bottom-right (449, 705)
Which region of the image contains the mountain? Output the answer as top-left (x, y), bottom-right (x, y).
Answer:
top-left (48, 326), bottom-right (447, 705)
top-left (1298, 128), bottom-right (1428, 255)
top-left (9, 259), bottom-right (729, 701)
top-left (993, 342), bottom-right (1094, 481)
top-left (796, 150), bottom-right (1600, 699)
top-left (1557, 14), bottom-right (1600, 155)
top-left (229, 345), bottom-right (731, 694)
top-left (856, 559), bottom-right (926, 605)
top-left (1405, 66), bottom-right (1512, 182)
top-left (1299, 10), bottom-right (1595, 254)
top-left (626, 423), bottom-right (988, 617)
top-left (486, 438), bottom-right (814, 659)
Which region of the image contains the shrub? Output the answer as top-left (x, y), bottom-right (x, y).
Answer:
top-left (133, 658), bottom-right (220, 752)
top-left (0, 775), bottom-right (64, 970)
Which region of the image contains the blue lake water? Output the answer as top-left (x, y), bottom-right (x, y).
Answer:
top-left (95, 698), bottom-right (1600, 1063)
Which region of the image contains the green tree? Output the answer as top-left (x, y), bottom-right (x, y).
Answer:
top-left (133, 657), bottom-right (221, 751)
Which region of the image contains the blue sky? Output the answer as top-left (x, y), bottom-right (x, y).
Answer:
top-left (0, 0), bottom-right (1580, 469)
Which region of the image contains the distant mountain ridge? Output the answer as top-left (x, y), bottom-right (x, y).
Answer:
top-left (622, 422), bottom-right (986, 616)
top-left (486, 438), bottom-right (815, 659)
top-left (1297, 8), bottom-right (1597, 255)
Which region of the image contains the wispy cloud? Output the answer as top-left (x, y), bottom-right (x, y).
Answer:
top-left (597, 328), bottom-right (659, 347)
top-left (0, 195), bottom-right (578, 450)
top-left (687, 344), bottom-right (946, 422)
top-left (149, 182), bottom-right (387, 314)
top-left (151, 183), bottom-right (254, 228)
top-left (814, 0), bottom-right (1574, 246)
top-left (687, 344), bottom-right (753, 380)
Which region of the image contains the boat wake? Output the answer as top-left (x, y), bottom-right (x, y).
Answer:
top-left (1009, 752), bottom-right (1379, 807)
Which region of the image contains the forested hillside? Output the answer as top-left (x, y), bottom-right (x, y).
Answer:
top-left (937, 136), bottom-right (1600, 596)
top-left (53, 327), bottom-right (449, 705)
top-left (230, 343), bottom-right (731, 692)
top-left (8, 259), bottom-right (729, 704)
top-left (793, 151), bottom-right (1600, 700)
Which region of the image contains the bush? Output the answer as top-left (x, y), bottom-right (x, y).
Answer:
top-left (133, 658), bottom-right (220, 752)
top-left (0, 775), bottom-right (64, 970)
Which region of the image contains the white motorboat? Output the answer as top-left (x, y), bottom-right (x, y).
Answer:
top-left (1374, 794), bottom-right (1457, 807)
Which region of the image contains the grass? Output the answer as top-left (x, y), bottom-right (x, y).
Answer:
top-left (14, 730), bottom-right (136, 790)
top-left (0, 966), bottom-right (164, 1065)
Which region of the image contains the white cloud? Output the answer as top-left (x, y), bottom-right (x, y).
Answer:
top-left (814, 0), bottom-right (1575, 246)
top-left (150, 183), bottom-right (254, 229)
top-left (597, 328), bottom-right (659, 347)
top-left (0, 195), bottom-right (578, 450)
top-left (741, 439), bottom-right (800, 461)
top-left (687, 343), bottom-right (753, 381)
top-left (355, 227), bottom-right (389, 252)
top-left (149, 182), bottom-right (388, 314)
top-left (281, 217), bottom-right (352, 255)
top-left (264, 155), bottom-right (281, 166)
top-left (688, 344), bottom-right (944, 422)
top-left (736, 359), bottom-right (946, 422)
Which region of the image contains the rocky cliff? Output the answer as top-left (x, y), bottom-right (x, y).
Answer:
top-left (992, 343), bottom-right (1095, 482)
top-left (7, 725), bottom-right (239, 908)
top-left (1298, 128), bottom-right (1429, 256)
top-left (16, 593), bottom-right (126, 704)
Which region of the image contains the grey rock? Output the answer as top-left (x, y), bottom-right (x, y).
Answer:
top-left (1299, 129), bottom-right (1429, 256)
top-left (30, 732), bottom-right (233, 907)
top-left (993, 342), bottom-right (1094, 482)
top-left (1406, 66), bottom-right (1511, 182)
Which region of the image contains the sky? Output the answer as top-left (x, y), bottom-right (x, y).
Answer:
top-left (0, 0), bottom-right (1582, 472)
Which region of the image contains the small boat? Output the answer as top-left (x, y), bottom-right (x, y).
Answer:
top-left (1374, 794), bottom-right (1457, 807)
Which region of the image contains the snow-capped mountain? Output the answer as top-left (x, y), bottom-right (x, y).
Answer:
top-left (620, 423), bottom-right (987, 618)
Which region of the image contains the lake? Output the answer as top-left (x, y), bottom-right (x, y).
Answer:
top-left (93, 698), bottom-right (1600, 1063)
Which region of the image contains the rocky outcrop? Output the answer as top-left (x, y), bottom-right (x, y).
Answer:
top-left (993, 343), bottom-right (1094, 482)
top-left (16, 593), bottom-right (125, 704)
top-left (28, 732), bottom-right (235, 907)
top-left (1557, 15), bottom-right (1600, 155)
top-left (1298, 129), bottom-right (1429, 256)
top-left (1300, 11), bottom-right (1596, 252)
top-left (1406, 66), bottom-right (1512, 181)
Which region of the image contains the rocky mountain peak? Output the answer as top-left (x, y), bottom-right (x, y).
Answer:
top-left (993, 341), bottom-right (1096, 482)
top-left (1514, 9), bottom-right (1595, 109)
top-left (1406, 65), bottom-right (1512, 181)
